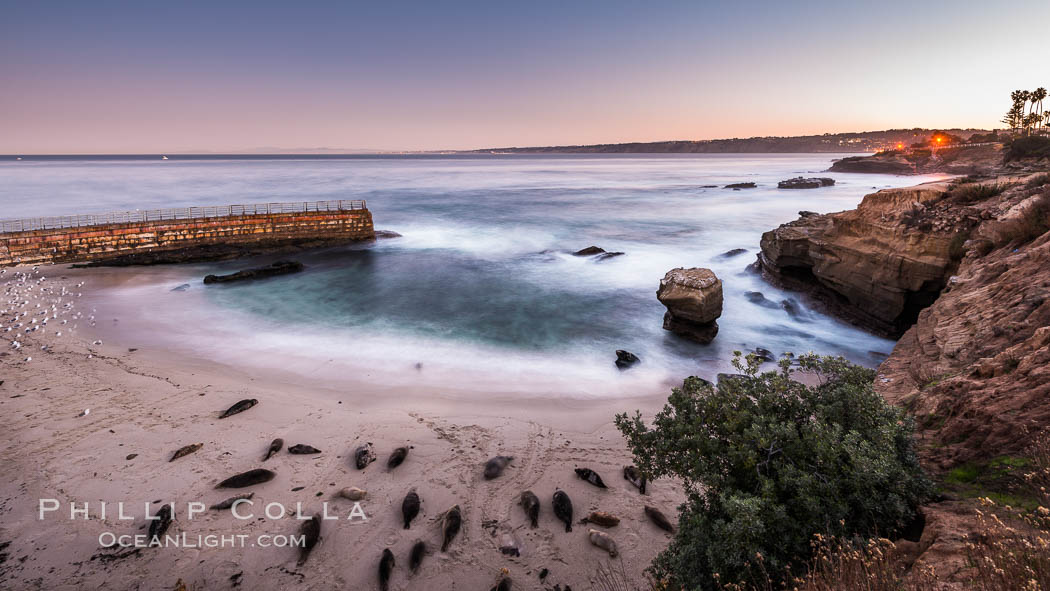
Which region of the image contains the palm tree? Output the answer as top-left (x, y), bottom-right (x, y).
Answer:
top-left (1008, 90), bottom-right (1028, 132)
top-left (1033, 87), bottom-right (1048, 131)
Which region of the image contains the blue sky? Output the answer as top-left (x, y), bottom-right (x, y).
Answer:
top-left (2, 0), bottom-right (1048, 152)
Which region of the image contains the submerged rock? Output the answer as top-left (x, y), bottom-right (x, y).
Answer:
top-left (718, 248), bottom-right (748, 258)
top-left (203, 261), bottom-right (303, 284)
top-left (614, 350), bottom-right (640, 369)
top-left (656, 268), bottom-right (723, 344)
top-left (778, 177), bottom-right (835, 189)
top-left (744, 291), bottom-right (780, 309)
top-left (374, 230), bottom-right (403, 239)
top-left (573, 246), bottom-right (606, 256)
top-left (724, 182), bottom-right (757, 189)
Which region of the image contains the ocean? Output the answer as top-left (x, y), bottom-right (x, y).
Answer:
top-left (0, 154), bottom-right (947, 398)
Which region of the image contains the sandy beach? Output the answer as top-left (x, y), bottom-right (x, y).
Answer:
top-left (0, 268), bottom-right (682, 590)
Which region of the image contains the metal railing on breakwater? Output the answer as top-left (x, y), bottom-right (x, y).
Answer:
top-left (0, 200), bottom-right (367, 234)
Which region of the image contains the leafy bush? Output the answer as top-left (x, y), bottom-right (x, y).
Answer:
top-left (615, 354), bottom-right (932, 590)
top-left (1005, 135), bottom-right (1050, 162)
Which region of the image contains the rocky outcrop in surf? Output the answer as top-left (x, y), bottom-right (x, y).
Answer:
top-left (777, 176), bottom-right (835, 189)
top-left (656, 268), bottom-right (722, 343)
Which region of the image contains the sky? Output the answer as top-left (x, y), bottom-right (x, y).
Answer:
top-left (2, 0), bottom-right (1048, 153)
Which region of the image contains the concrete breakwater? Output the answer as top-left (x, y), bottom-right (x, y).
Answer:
top-left (0, 200), bottom-right (374, 266)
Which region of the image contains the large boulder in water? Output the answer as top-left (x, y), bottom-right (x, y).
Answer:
top-left (656, 268), bottom-right (723, 343)
top-left (778, 177), bottom-right (835, 189)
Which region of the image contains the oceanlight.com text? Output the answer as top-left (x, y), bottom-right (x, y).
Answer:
top-left (98, 532), bottom-right (305, 549)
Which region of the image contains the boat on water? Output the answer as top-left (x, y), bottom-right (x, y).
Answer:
top-left (161, 155), bottom-right (169, 160)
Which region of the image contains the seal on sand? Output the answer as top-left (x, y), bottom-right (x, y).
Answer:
top-left (409, 540), bottom-right (426, 573)
top-left (588, 529), bottom-right (618, 557)
top-left (441, 505), bottom-right (462, 552)
top-left (483, 455), bottom-right (514, 479)
top-left (148, 504), bottom-right (173, 544)
top-left (354, 443), bottom-right (375, 470)
top-left (288, 444), bottom-right (321, 454)
top-left (644, 505), bottom-right (675, 533)
top-left (623, 465), bottom-right (647, 494)
top-left (574, 467), bottom-right (607, 488)
top-left (402, 489), bottom-right (421, 529)
top-left (379, 548), bottom-right (395, 591)
top-left (337, 487), bottom-right (366, 501)
top-left (169, 443), bottom-right (203, 462)
top-left (263, 438), bottom-right (283, 461)
top-left (297, 514), bottom-right (321, 566)
top-left (387, 446), bottom-right (409, 470)
top-left (219, 398), bottom-right (257, 419)
top-left (519, 490), bottom-right (540, 527)
top-left (553, 490), bottom-right (573, 532)
top-left (580, 511), bottom-right (619, 527)
top-left (215, 468), bottom-right (275, 489)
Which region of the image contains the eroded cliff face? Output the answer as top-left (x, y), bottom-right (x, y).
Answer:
top-left (760, 175), bottom-right (1050, 468)
top-left (876, 183), bottom-right (1050, 470)
top-left (757, 182), bottom-right (978, 337)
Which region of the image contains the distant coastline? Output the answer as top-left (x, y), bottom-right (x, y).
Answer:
top-left (469, 128), bottom-right (990, 154)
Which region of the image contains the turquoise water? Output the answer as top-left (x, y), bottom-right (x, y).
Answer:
top-left (0, 155), bottom-right (946, 396)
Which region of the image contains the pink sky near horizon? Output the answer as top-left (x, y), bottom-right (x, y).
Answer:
top-left (2, 1), bottom-right (1048, 154)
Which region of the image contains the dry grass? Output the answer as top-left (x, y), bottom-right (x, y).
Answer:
top-left (709, 536), bottom-right (938, 591)
top-left (999, 192), bottom-right (1050, 246)
top-left (592, 558), bottom-right (650, 591)
top-left (1025, 173), bottom-right (1050, 189)
top-left (948, 182), bottom-right (1015, 205)
top-left (964, 430), bottom-right (1050, 590)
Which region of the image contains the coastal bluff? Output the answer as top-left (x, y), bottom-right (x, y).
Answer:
top-left (0, 200), bottom-right (374, 267)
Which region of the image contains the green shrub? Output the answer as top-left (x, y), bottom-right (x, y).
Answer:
top-left (1005, 135), bottom-right (1050, 162)
top-left (615, 354), bottom-right (932, 590)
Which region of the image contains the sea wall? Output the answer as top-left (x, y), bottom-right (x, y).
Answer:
top-left (0, 209), bottom-right (374, 266)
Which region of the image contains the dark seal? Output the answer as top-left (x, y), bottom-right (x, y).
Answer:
top-left (219, 398), bottom-right (258, 419)
top-left (519, 490), bottom-right (540, 528)
top-left (215, 468), bottom-right (275, 489)
top-left (402, 490), bottom-right (421, 529)
top-left (553, 489), bottom-right (574, 532)
top-left (574, 467), bottom-right (607, 488)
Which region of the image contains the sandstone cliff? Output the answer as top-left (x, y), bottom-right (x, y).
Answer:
top-left (760, 174), bottom-right (1050, 468)
top-left (876, 178), bottom-right (1050, 470)
top-left (756, 181), bottom-right (977, 337)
